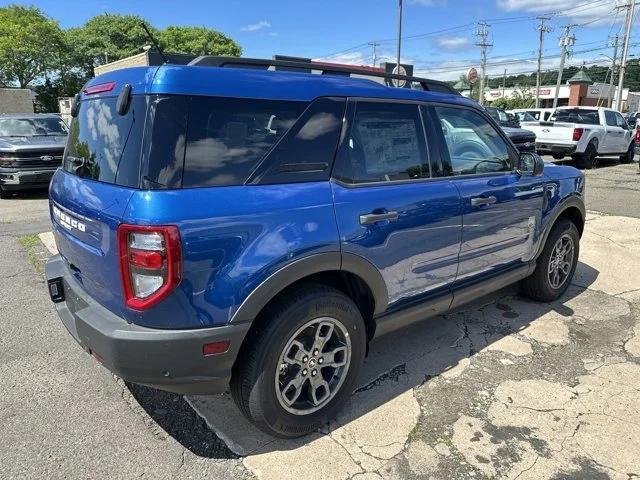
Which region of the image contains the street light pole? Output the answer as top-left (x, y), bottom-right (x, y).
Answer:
top-left (535, 17), bottom-right (551, 108)
top-left (608, 35), bottom-right (619, 109)
top-left (553, 25), bottom-right (575, 109)
top-left (396, 0), bottom-right (403, 84)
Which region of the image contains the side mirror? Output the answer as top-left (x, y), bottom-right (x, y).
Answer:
top-left (517, 152), bottom-right (544, 176)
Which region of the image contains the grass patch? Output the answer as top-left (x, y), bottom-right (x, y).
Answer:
top-left (407, 422), bottom-right (424, 443)
top-left (0, 218), bottom-right (11, 224)
top-left (18, 234), bottom-right (45, 274)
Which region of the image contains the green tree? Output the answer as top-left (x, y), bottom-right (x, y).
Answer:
top-left (160, 26), bottom-right (241, 56)
top-left (490, 87), bottom-right (535, 109)
top-left (0, 5), bottom-right (65, 87)
top-left (68, 14), bottom-right (159, 68)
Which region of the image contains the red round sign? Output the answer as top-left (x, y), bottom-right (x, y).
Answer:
top-left (467, 67), bottom-right (478, 85)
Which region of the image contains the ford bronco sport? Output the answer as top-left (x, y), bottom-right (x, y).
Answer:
top-left (45, 57), bottom-right (585, 438)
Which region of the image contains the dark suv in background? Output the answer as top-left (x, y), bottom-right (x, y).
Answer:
top-left (0, 114), bottom-right (68, 198)
top-left (485, 106), bottom-right (537, 153)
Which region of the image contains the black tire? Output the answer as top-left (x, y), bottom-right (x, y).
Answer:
top-left (620, 142), bottom-right (635, 164)
top-left (0, 186), bottom-right (10, 199)
top-left (231, 284), bottom-right (366, 438)
top-left (577, 142), bottom-right (597, 169)
top-left (521, 218), bottom-right (580, 302)
top-left (552, 153), bottom-right (565, 160)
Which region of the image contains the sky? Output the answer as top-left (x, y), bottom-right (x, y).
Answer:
top-left (4, 0), bottom-right (638, 82)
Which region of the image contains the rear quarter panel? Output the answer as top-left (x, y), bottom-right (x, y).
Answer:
top-left (123, 183), bottom-right (340, 329)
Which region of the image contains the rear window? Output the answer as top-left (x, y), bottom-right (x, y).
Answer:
top-left (182, 97), bottom-right (307, 187)
top-left (552, 109), bottom-right (599, 125)
top-left (64, 96), bottom-right (146, 187)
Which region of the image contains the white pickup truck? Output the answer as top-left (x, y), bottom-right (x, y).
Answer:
top-left (520, 106), bottom-right (635, 168)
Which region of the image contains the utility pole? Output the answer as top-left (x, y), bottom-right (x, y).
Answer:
top-left (475, 21), bottom-right (492, 106)
top-left (608, 34), bottom-right (620, 109)
top-left (535, 17), bottom-right (552, 108)
top-left (396, 0), bottom-right (403, 86)
top-left (502, 68), bottom-right (507, 98)
top-left (552, 25), bottom-right (576, 109)
top-left (616, 0), bottom-right (636, 112)
top-left (368, 41), bottom-right (380, 67)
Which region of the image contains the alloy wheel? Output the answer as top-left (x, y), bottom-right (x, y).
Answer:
top-left (275, 317), bottom-right (351, 415)
top-left (548, 233), bottom-right (574, 289)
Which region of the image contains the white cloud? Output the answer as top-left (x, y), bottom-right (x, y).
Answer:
top-left (496, 0), bottom-right (627, 26)
top-left (434, 35), bottom-right (472, 51)
top-left (313, 52), bottom-right (370, 66)
top-left (241, 20), bottom-right (271, 32)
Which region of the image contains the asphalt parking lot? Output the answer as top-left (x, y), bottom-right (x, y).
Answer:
top-left (1, 158), bottom-right (639, 480)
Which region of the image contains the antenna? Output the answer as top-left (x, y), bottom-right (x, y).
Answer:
top-left (140, 22), bottom-right (168, 64)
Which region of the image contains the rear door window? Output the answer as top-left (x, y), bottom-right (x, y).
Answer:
top-left (605, 110), bottom-right (617, 127)
top-left (182, 97), bottom-right (307, 187)
top-left (333, 101), bottom-right (428, 183)
top-left (64, 96), bottom-right (146, 187)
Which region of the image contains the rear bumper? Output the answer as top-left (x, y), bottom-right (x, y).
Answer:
top-left (535, 143), bottom-right (577, 155)
top-left (45, 254), bottom-right (250, 395)
top-left (0, 167), bottom-right (55, 189)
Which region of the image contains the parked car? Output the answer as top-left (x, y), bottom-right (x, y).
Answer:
top-left (524, 106), bottom-right (635, 168)
top-left (510, 110), bottom-right (537, 122)
top-left (45, 58), bottom-right (586, 438)
top-left (483, 107), bottom-right (536, 153)
top-left (485, 106), bottom-right (521, 128)
top-left (511, 108), bottom-right (555, 122)
top-left (624, 112), bottom-right (639, 129)
top-left (0, 114), bottom-right (68, 199)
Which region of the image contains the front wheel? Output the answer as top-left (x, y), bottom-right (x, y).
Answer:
top-left (0, 186), bottom-right (10, 199)
top-left (521, 219), bottom-right (580, 302)
top-left (231, 284), bottom-right (366, 438)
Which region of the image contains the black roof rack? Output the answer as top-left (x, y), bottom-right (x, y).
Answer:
top-left (188, 56), bottom-right (459, 95)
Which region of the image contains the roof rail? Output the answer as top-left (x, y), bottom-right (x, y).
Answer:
top-left (188, 56), bottom-right (459, 95)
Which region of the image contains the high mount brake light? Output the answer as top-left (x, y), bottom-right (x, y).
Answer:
top-left (117, 224), bottom-right (182, 310)
top-left (572, 128), bottom-right (584, 141)
top-left (83, 81), bottom-right (116, 95)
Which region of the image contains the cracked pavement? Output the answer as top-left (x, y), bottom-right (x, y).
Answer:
top-left (1, 160), bottom-right (640, 479)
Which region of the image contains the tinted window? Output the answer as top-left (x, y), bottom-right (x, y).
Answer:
top-left (182, 97), bottom-right (306, 187)
top-left (334, 102), bottom-right (428, 183)
top-left (614, 112), bottom-right (628, 129)
top-left (63, 96), bottom-right (146, 186)
top-left (605, 110), bottom-right (617, 127)
top-left (435, 106), bottom-right (511, 176)
top-left (552, 109), bottom-right (599, 125)
top-left (142, 95), bottom-right (188, 189)
top-left (251, 97), bottom-right (346, 184)
top-left (0, 116), bottom-right (68, 137)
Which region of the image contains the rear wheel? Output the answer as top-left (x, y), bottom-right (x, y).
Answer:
top-left (0, 186), bottom-right (10, 199)
top-left (231, 284), bottom-right (366, 438)
top-left (521, 219), bottom-right (580, 302)
top-left (576, 143), bottom-right (597, 169)
top-left (620, 142), bottom-right (635, 164)
top-left (552, 153), bottom-right (565, 160)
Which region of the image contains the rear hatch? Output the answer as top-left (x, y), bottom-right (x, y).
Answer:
top-left (50, 81), bottom-right (149, 318)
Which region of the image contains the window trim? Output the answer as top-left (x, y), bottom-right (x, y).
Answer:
top-left (330, 97), bottom-right (433, 186)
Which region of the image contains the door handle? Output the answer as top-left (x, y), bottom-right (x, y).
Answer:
top-left (470, 196), bottom-right (497, 207)
top-left (359, 211), bottom-right (399, 225)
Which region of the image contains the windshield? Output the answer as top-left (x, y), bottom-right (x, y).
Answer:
top-left (552, 109), bottom-right (599, 125)
top-left (515, 111), bottom-right (536, 121)
top-left (486, 108), bottom-right (509, 122)
top-left (0, 117), bottom-right (68, 137)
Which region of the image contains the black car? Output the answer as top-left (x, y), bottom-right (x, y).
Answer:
top-left (483, 107), bottom-right (536, 153)
top-left (0, 114), bottom-right (68, 199)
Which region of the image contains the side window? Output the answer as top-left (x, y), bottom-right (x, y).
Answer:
top-left (615, 112), bottom-right (628, 129)
top-left (605, 110), bottom-right (617, 127)
top-left (434, 106), bottom-right (512, 176)
top-left (333, 102), bottom-right (428, 183)
top-left (182, 97), bottom-right (307, 187)
top-left (250, 97), bottom-right (346, 184)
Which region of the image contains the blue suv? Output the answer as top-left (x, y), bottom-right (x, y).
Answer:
top-left (45, 57), bottom-right (585, 438)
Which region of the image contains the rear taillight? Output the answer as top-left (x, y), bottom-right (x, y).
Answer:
top-left (83, 81), bottom-right (116, 95)
top-left (572, 128), bottom-right (584, 141)
top-left (635, 128), bottom-right (640, 143)
top-left (117, 224), bottom-right (181, 310)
